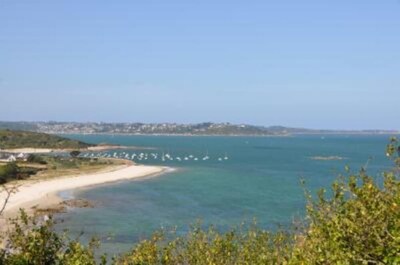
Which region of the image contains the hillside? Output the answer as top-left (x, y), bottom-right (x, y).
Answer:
top-left (0, 121), bottom-right (279, 136)
top-left (0, 129), bottom-right (94, 149)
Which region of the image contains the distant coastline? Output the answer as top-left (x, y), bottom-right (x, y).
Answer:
top-left (0, 121), bottom-right (398, 137)
top-left (61, 132), bottom-right (399, 136)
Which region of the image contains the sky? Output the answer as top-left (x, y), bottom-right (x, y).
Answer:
top-left (0, 0), bottom-right (399, 130)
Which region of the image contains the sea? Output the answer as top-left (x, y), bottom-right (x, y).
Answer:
top-left (55, 134), bottom-right (396, 255)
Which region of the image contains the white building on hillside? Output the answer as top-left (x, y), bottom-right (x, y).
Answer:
top-left (7, 155), bottom-right (16, 162)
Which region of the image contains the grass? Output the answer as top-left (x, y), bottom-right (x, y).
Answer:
top-left (32, 156), bottom-right (127, 181)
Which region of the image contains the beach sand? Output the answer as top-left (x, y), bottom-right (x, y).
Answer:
top-left (1, 145), bottom-right (143, 154)
top-left (0, 164), bottom-right (167, 223)
top-left (1, 148), bottom-right (55, 154)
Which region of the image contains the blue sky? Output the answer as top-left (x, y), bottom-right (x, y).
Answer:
top-left (0, 0), bottom-right (399, 130)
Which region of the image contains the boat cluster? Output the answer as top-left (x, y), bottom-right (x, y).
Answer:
top-left (80, 151), bottom-right (229, 162)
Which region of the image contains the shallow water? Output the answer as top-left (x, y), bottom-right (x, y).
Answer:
top-left (55, 134), bottom-right (395, 254)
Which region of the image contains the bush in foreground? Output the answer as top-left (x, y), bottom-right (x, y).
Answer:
top-left (1, 139), bottom-right (399, 264)
top-left (0, 211), bottom-right (105, 265)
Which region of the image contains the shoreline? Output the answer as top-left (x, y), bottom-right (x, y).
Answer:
top-left (0, 145), bottom-right (153, 154)
top-left (37, 132), bottom-right (400, 137)
top-left (0, 163), bottom-right (170, 223)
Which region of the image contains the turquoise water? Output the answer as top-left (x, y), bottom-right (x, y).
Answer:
top-left (56, 134), bottom-right (394, 254)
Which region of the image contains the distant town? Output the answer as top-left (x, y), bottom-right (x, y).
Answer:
top-left (0, 121), bottom-right (398, 136)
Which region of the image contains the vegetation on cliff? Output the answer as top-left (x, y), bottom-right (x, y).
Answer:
top-left (0, 129), bottom-right (94, 149)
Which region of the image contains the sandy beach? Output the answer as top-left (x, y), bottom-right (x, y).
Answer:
top-left (0, 164), bottom-right (167, 220)
top-left (0, 145), bottom-right (147, 154)
top-left (0, 148), bottom-right (55, 154)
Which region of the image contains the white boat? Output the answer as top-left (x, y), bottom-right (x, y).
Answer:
top-left (202, 151), bottom-right (210, 160)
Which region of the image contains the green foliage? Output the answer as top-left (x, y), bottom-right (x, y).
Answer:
top-left (0, 129), bottom-right (93, 149)
top-left (43, 156), bottom-right (109, 170)
top-left (26, 154), bottom-right (47, 165)
top-left (117, 225), bottom-right (292, 265)
top-left (0, 210), bottom-right (104, 265)
top-left (292, 172), bottom-right (400, 264)
top-left (0, 162), bottom-right (19, 184)
top-left (0, 162), bottom-right (40, 184)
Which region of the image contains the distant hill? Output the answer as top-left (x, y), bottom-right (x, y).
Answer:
top-left (0, 122), bottom-right (281, 136)
top-left (0, 129), bottom-right (94, 149)
top-left (0, 121), bottom-right (398, 136)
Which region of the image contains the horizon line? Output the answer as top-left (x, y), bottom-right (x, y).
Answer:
top-left (0, 120), bottom-right (399, 132)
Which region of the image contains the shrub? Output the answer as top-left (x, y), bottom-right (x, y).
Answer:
top-left (117, 225), bottom-right (293, 265)
top-left (0, 162), bottom-right (19, 184)
top-left (0, 210), bottom-right (105, 265)
top-left (27, 154), bottom-right (47, 164)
